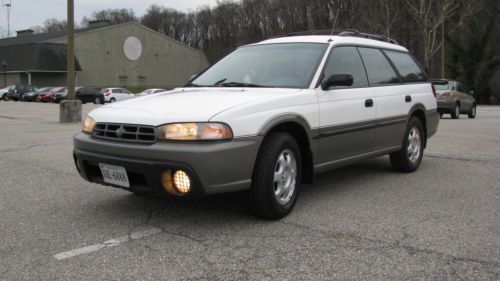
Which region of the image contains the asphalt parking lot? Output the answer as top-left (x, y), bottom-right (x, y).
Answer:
top-left (1, 102), bottom-right (499, 280)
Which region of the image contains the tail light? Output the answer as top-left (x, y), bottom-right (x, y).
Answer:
top-left (105, 93), bottom-right (111, 96)
top-left (441, 92), bottom-right (451, 97)
top-left (431, 84), bottom-right (437, 98)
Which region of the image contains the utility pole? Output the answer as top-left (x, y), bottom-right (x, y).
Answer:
top-left (441, 21), bottom-right (445, 79)
top-left (2, 0), bottom-right (12, 37)
top-left (67, 0), bottom-right (75, 100)
top-left (59, 0), bottom-right (81, 123)
top-left (2, 60), bottom-right (6, 87)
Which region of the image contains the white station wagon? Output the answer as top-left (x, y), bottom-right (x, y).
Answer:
top-left (74, 30), bottom-right (439, 219)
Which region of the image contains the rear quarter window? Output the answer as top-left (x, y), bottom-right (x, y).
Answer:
top-left (384, 50), bottom-right (427, 82)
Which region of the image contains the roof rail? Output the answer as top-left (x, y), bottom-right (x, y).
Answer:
top-left (270, 29), bottom-right (399, 45)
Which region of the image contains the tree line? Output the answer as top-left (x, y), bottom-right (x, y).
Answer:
top-left (31, 0), bottom-right (499, 104)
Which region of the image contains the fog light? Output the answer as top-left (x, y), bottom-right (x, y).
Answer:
top-left (173, 170), bottom-right (191, 194)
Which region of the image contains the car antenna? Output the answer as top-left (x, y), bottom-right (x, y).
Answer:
top-left (329, 9), bottom-right (340, 42)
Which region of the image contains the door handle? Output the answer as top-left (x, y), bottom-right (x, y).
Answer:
top-left (365, 99), bottom-right (374, 108)
top-left (405, 95), bottom-right (412, 103)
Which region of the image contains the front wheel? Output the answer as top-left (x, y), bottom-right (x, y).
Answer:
top-left (94, 97), bottom-right (101, 104)
top-left (390, 117), bottom-right (424, 173)
top-left (1, 94), bottom-right (8, 101)
top-left (468, 105), bottom-right (476, 119)
top-left (250, 132), bottom-right (301, 220)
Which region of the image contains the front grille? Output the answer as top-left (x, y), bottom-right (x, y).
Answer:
top-left (93, 123), bottom-right (157, 144)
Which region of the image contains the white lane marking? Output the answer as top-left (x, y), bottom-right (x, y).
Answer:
top-left (53, 226), bottom-right (162, 261)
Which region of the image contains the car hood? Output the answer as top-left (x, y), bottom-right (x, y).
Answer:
top-left (88, 87), bottom-right (301, 126)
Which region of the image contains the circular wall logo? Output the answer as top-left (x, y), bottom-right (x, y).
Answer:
top-left (123, 36), bottom-right (142, 61)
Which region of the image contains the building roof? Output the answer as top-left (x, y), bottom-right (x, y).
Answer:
top-left (0, 43), bottom-right (82, 72)
top-left (0, 28), bottom-right (94, 47)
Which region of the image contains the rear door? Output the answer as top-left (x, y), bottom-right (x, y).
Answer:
top-left (358, 48), bottom-right (410, 150)
top-left (315, 46), bottom-right (375, 165)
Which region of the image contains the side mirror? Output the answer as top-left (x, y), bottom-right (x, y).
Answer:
top-left (321, 74), bottom-right (353, 90)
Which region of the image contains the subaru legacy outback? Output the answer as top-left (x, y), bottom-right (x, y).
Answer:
top-left (74, 30), bottom-right (439, 219)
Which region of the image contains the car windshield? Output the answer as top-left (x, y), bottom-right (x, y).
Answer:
top-left (191, 43), bottom-right (328, 89)
top-left (432, 81), bottom-right (449, 91)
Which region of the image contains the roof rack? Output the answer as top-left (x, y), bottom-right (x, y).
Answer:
top-left (272, 29), bottom-right (399, 45)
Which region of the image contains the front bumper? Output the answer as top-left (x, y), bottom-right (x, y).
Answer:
top-left (73, 132), bottom-right (262, 197)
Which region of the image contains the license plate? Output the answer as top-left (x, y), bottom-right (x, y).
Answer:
top-left (99, 163), bottom-right (130, 187)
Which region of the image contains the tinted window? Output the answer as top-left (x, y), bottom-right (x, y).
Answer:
top-left (112, 89), bottom-right (120, 93)
top-left (358, 47), bottom-right (400, 85)
top-left (384, 50), bottom-right (426, 82)
top-left (323, 47), bottom-right (368, 88)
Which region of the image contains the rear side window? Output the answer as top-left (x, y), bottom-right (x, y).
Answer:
top-left (384, 50), bottom-right (427, 82)
top-left (432, 80), bottom-right (449, 91)
top-left (112, 89), bottom-right (120, 93)
top-left (323, 46), bottom-right (368, 88)
top-left (358, 47), bottom-right (400, 85)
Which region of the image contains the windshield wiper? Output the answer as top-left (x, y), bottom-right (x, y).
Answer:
top-left (218, 82), bottom-right (269, 88)
top-left (184, 82), bottom-right (202, 87)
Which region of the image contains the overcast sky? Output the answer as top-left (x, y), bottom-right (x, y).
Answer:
top-left (0, 0), bottom-right (218, 35)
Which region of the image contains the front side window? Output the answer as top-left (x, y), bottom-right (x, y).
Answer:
top-left (384, 50), bottom-right (427, 82)
top-left (358, 47), bottom-right (400, 85)
top-left (323, 46), bottom-right (368, 88)
top-left (192, 43), bottom-right (328, 88)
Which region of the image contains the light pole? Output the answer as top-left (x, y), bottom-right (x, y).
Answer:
top-left (1, 60), bottom-right (6, 88)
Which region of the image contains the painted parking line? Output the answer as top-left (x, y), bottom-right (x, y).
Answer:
top-left (53, 226), bottom-right (162, 260)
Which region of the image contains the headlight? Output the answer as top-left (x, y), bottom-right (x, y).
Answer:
top-left (158, 123), bottom-right (233, 141)
top-left (82, 116), bottom-right (96, 133)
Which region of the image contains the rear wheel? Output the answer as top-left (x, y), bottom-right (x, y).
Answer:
top-left (94, 97), bottom-right (101, 104)
top-left (1, 94), bottom-right (8, 101)
top-left (468, 105), bottom-right (476, 119)
top-left (250, 132), bottom-right (301, 220)
top-left (451, 103), bottom-right (460, 119)
top-left (110, 98), bottom-right (116, 103)
top-left (390, 117), bottom-right (424, 173)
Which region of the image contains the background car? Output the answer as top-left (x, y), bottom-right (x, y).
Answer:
top-left (136, 88), bottom-right (167, 96)
top-left (52, 88), bottom-right (69, 103)
top-left (432, 79), bottom-right (476, 119)
top-left (5, 85), bottom-right (37, 101)
top-left (37, 87), bottom-right (66, 102)
top-left (0, 85), bottom-right (14, 101)
top-left (100, 88), bottom-right (134, 103)
top-left (22, 87), bottom-right (54, 102)
top-left (76, 87), bottom-right (105, 104)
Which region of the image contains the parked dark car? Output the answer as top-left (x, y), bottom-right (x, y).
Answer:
top-left (52, 87), bottom-right (104, 104)
top-left (4, 85), bottom-right (37, 101)
top-left (22, 87), bottom-right (54, 102)
top-left (76, 87), bottom-right (105, 104)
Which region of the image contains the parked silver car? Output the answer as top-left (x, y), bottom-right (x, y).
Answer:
top-left (432, 80), bottom-right (476, 119)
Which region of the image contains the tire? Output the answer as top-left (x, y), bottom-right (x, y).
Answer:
top-left (451, 103), bottom-right (460, 119)
top-left (468, 105), bottom-right (476, 119)
top-left (35, 96), bottom-right (41, 102)
top-left (390, 117), bottom-right (424, 173)
top-left (439, 112), bottom-right (443, 118)
top-left (94, 97), bottom-right (101, 104)
top-left (110, 98), bottom-right (116, 103)
top-left (250, 132), bottom-right (302, 220)
top-left (1, 94), bottom-right (8, 101)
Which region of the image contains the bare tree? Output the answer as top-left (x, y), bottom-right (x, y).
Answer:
top-left (404, 0), bottom-right (459, 70)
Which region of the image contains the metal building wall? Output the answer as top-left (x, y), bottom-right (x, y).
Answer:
top-left (48, 22), bottom-right (209, 89)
